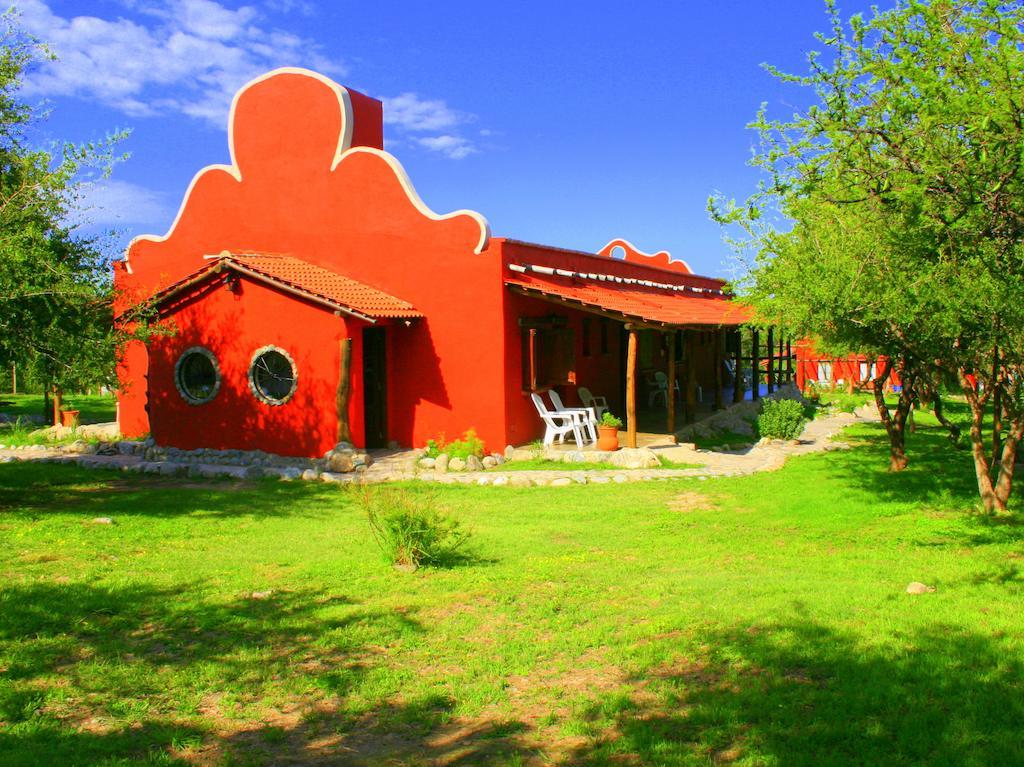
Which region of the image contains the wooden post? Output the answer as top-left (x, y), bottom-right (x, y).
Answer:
top-left (714, 329), bottom-right (724, 410)
top-left (52, 386), bottom-right (62, 427)
top-left (684, 332), bottom-right (697, 424)
top-left (626, 327), bottom-right (638, 448)
top-left (666, 330), bottom-right (676, 435)
top-left (752, 329), bottom-right (761, 401)
top-left (10, 362), bottom-right (15, 395)
top-left (779, 335), bottom-right (787, 386)
top-left (766, 327), bottom-right (775, 394)
top-left (336, 338), bottom-right (352, 444)
top-left (786, 338), bottom-right (793, 384)
top-left (732, 329), bottom-right (743, 404)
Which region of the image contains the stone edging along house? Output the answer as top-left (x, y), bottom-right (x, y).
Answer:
top-left (115, 68), bottom-right (749, 459)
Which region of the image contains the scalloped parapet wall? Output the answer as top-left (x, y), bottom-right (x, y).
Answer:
top-left (114, 67), bottom-right (490, 306)
top-left (597, 238), bottom-right (692, 275)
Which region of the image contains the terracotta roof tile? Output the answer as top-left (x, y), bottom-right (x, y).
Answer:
top-left (505, 271), bottom-right (750, 327)
top-left (226, 254), bottom-right (421, 318)
top-left (151, 253), bottom-right (421, 320)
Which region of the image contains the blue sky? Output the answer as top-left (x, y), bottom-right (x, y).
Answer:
top-left (17, 0), bottom-right (876, 277)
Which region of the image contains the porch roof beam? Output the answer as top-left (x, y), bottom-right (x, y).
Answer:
top-left (506, 284), bottom-right (740, 331)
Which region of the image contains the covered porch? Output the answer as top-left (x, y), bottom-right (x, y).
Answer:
top-left (508, 274), bottom-right (800, 448)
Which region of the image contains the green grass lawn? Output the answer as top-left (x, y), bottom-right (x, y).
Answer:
top-left (0, 393), bottom-right (117, 425)
top-left (1, 410), bottom-right (1021, 766)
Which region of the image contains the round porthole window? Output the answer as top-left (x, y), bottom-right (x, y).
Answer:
top-left (174, 347), bottom-right (221, 405)
top-left (249, 346), bottom-right (297, 405)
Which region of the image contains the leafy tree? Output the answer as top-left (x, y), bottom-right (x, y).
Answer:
top-left (0, 12), bottom-right (143, 422)
top-left (714, 0), bottom-right (1024, 512)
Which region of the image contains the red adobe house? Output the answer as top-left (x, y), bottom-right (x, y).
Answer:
top-left (116, 68), bottom-right (748, 458)
top-left (792, 340), bottom-right (900, 392)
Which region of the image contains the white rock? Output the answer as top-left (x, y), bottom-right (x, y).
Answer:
top-left (448, 457), bottom-right (466, 472)
top-left (492, 475), bottom-right (509, 486)
top-left (906, 582), bottom-right (935, 595)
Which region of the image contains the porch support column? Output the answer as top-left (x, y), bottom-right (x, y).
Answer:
top-left (732, 329), bottom-right (743, 404)
top-left (666, 330), bottom-right (677, 435)
top-left (714, 329), bottom-right (725, 410)
top-left (684, 331), bottom-right (697, 424)
top-left (786, 338), bottom-right (793, 384)
top-left (752, 328), bottom-right (761, 401)
top-left (336, 337), bottom-right (352, 444)
top-left (626, 326), bottom-right (638, 449)
top-left (766, 327), bottom-right (775, 394)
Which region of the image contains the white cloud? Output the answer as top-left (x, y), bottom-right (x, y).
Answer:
top-left (16, 0), bottom-right (347, 128)
top-left (381, 92), bottom-right (478, 158)
top-left (15, 0), bottom-right (484, 158)
top-left (73, 178), bottom-right (171, 227)
top-left (382, 92), bottom-right (462, 132)
top-left (415, 134), bottom-right (477, 160)
top-left (264, 0), bottom-right (316, 15)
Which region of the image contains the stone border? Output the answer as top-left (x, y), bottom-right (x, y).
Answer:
top-left (248, 345), bottom-right (298, 406)
top-left (0, 407), bottom-right (871, 488)
top-left (174, 346), bottom-right (221, 405)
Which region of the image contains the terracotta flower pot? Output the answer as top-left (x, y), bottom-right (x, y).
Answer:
top-left (60, 409), bottom-right (80, 427)
top-left (597, 425), bottom-right (620, 451)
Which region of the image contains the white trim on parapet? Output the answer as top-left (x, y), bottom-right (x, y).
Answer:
top-left (123, 67), bottom-right (491, 271)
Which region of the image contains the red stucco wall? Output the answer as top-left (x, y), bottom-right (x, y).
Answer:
top-left (116, 68), bottom-right (507, 455)
top-left (149, 275), bottom-right (362, 457)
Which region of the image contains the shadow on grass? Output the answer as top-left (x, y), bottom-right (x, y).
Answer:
top-left (0, 581), bottom-right (424, 766)
top-left (0, 460), bottom-right (346, 519)
top-left (565, 619), bottom-right (1024, 766)
top-left (820, 416), bottom-right (1024, 541)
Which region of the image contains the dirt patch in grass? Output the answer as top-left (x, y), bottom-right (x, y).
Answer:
top-left (667, 491), bottom-right (719, 514)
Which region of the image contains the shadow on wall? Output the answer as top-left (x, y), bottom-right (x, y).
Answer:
top-left (147, 278), bottom-right (345, 458)
top-left (388, 318), bottom-right (450, 449)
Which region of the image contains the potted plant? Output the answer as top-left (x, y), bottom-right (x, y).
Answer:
top-left (60, 408), bottom-right (80, 428)
top-left (597, 412), bottom-right (623, 451)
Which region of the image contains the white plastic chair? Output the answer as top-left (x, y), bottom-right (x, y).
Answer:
top-left (531, 393), bottom-right (584, 448)
top-left (548, 390), bottom-right (597, 443)
top-left (577, 387), bottom-right (609, 420)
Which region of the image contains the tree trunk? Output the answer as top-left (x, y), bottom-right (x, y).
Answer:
top-left (991, 348), bottom-right (1002, 463)
top-left (871, 358), bottom-right (912, 472)
top-left (992, 424), bottom-right (1022, 512)
top-left (960, 368), bottom-right (1002, 513)
top-left (929, 389), bottom-right (960, 444)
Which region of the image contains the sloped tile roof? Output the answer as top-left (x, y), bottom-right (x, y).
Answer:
top-left (505, 267), bottom-right (750, 327)
top-left (152, 253), bottom-right (421, 321)
top-left (227, 254), bottom-right (421, 318)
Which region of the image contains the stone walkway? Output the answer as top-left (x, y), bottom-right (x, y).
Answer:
top-left (0, 406), bottom-right (875, 487)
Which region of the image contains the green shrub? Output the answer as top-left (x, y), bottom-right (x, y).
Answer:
top-left (757, 398), bottom-right (807, 440)
top-left (423, 428), bottom-right (485, 459)
top-left (599, 412), bottom-right (623, 428)
top-left (803, 382), bottom-right (822, 404)
top-left (443, 428), bottom-right (485, 459)
top-left (423, 436), bottom-right (445, 458)
top-left (359, 488), bottom-right (469, 570)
